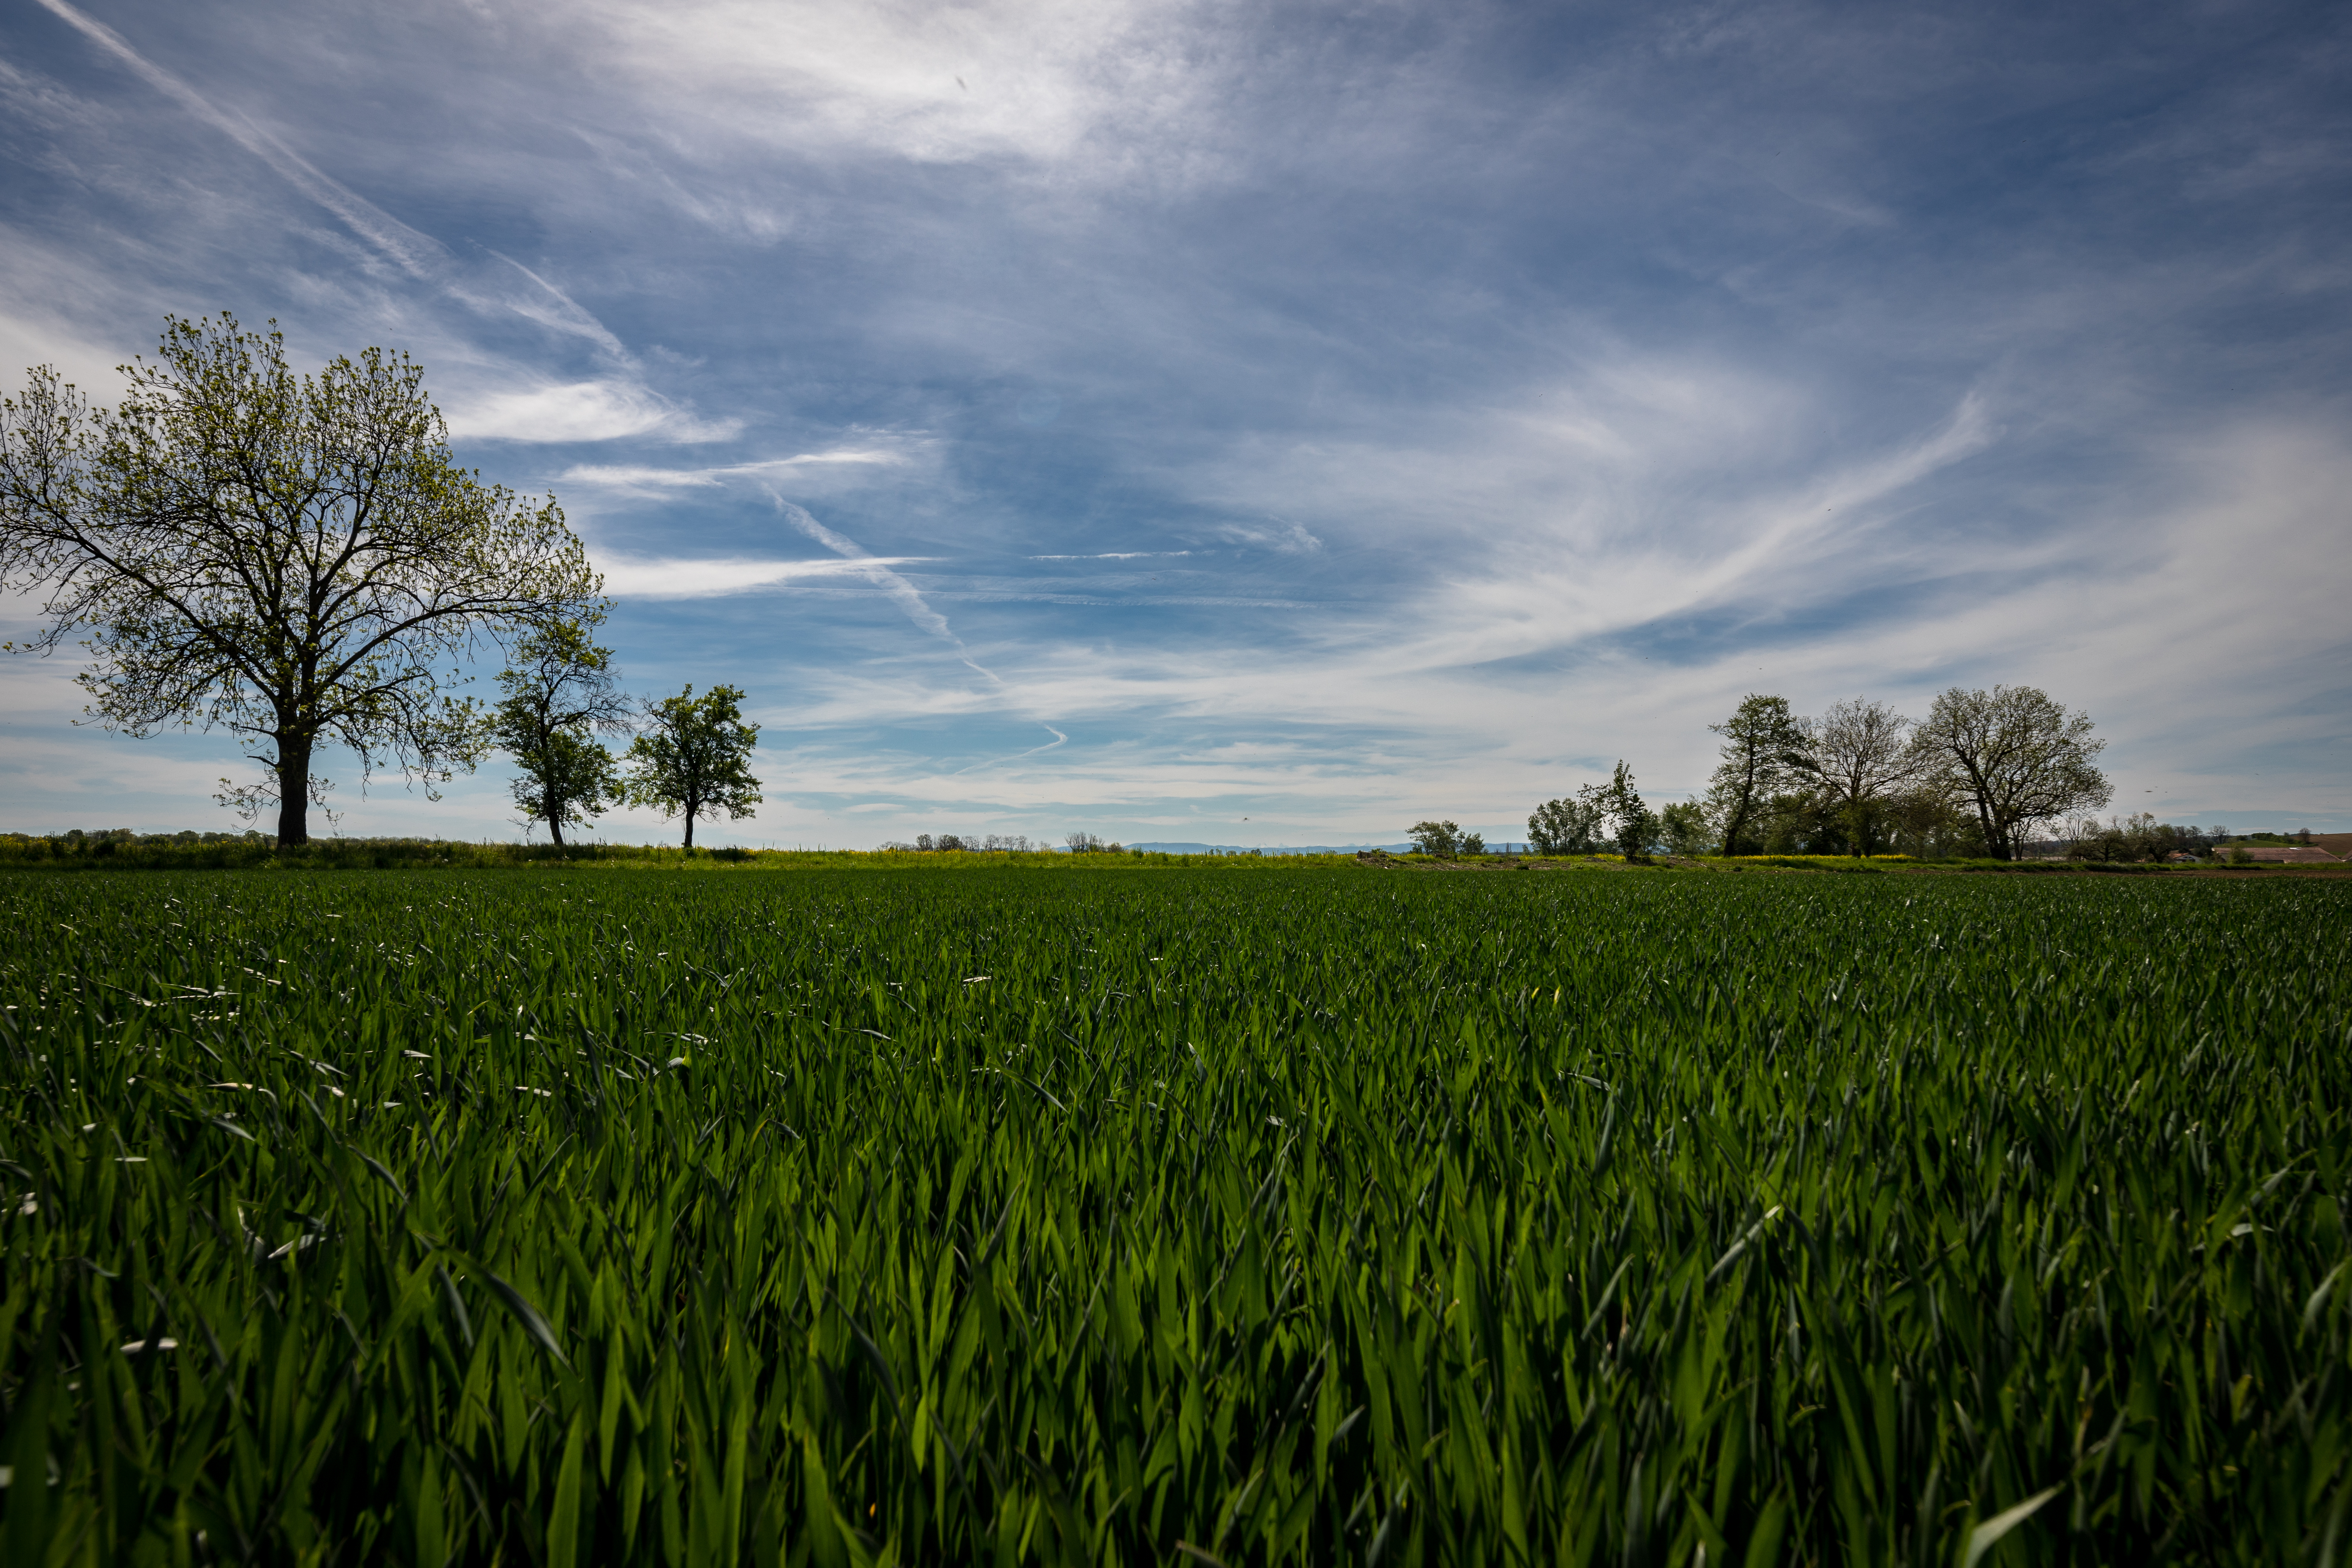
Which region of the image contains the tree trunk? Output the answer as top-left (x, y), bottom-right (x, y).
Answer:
top-left (275, 733), bottom-right (312, 847)
top-left (681, 799), bottom-right (696, 849)
top-left (548, 812), bottom-right (566, 848)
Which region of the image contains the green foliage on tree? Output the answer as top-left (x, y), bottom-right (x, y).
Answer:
top-left (1529, 764), bottom-right (1653, 857)
top-left (1657, 799), bottom-right (1713, 856)
top-left (1528, 791), bottom-right (1608, 855)
top-left (0, 313), bottom-right (597, 845)
top-left (623, 684), bottom-right (763, 848)
top-left (489, 617), bottom-right (631, 847)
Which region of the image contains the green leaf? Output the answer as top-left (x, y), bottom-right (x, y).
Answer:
top-left (467, 1260), bottom-right (569, 1367)
top-left (546, 1411), bottom-right (588, 1568)
top-left (1960, 1485), bottom-right (2062, 1568)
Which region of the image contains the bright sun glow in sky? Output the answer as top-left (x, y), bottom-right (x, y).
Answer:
top-left (3, 0), bottom-right (2348, 846)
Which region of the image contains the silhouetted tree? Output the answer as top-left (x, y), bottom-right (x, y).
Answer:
top-left (1912, 685), bottom-right (2110, 860)
top-left (1791, 698), bottom-right (1927, 856)
top-left (623, 684), bottom-right (762, 848)
top-left (490, 617), bottom-right (630, 846)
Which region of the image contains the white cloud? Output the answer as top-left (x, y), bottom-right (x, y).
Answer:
top-left (444, 380), bottom-right (741, 444)
top-left (558, 464), bottom-right (726, 490)
top-left (564, 0), bottom-right (1221, 173)
top-left (1201, 520), bottom-right (1322, 554)
top-left (1028, 551), bottom-right (1192, 560)
top-left (709, 408), bottom-right (2350, 833)
top-left (0, 307), bottom-right (131, 394)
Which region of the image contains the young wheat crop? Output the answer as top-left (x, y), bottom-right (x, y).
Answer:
top-left (1, 867), bottom-right (2346, 1564)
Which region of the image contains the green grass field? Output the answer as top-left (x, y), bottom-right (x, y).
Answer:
top-left (2, 866), bottom-right (2348, 1565)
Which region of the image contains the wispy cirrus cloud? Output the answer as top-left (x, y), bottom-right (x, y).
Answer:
top-left (25, 0), bottom-right (724, 444)
top-left (446, 381), bottom-right (740, 444)
top-left (26, 0), bottom-right (446, 275)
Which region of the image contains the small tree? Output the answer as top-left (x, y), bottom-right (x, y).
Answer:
top-left (1408, 820), bottom-right (1462, 857)
top-left (1706, 695), bottom-right (1808, 856)
top-left (623, 684), bottom-right (762, 848)
top-left (489, 617), bottom-right (631, 846)
top-left (1600, 761), bottom-right (1654, 858)
top-left (1460, 831), bottom-right (1487, 855)
top-left (1912, 685), bottom-right (2110, 861)
top-left (0, 314), bottom-right (597, 844)
top-left (1065, 831), bottom-right (1105, 854)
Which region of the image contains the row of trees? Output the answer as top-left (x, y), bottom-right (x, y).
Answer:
top-left (1698, 687), bottom-right (2109, 859)
top-left (1502, 687), bottom-right (2116, 861)
top-left (0, 314), bottom-right (759, 847)
top-left (883, 833), bottom-right (1135, 853)
top-left (1409, 822), bottom-right (1488, 856)
top-left (2061, 813), bottom-right (2228, 862)
top-left (1522, 761), bottom-right (1712, 858)
top-left (490, 619), bottom-right (761, 848)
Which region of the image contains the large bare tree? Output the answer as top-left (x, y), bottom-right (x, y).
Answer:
top-left (0, 314), bottom-right (599, 844)
top-left (1914, 685), bottom-right (2110, 859)
top-left (1793, 696), bottom-right (1929, 856)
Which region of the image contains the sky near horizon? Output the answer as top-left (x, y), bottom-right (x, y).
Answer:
top-left (2, 0), bottom-right (2348, 847)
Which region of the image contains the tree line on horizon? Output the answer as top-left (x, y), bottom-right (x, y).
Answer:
top-left (1489, 688), bottom-right (2221, 862)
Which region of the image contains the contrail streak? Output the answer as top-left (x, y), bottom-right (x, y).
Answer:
top-left (35, 0), bottom-right (634, 361)
top-left (33, 0), bottom-right (444, 277)
top-left (765, 495), bottom-right (1071, 773)
top-left (951, 725), bottom-right (1069, 776)
top-left (766, 494), bottom-right (1005, 684)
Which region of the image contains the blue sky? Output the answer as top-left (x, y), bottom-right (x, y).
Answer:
top-left (3, 0), bottom-right (2347, 846)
